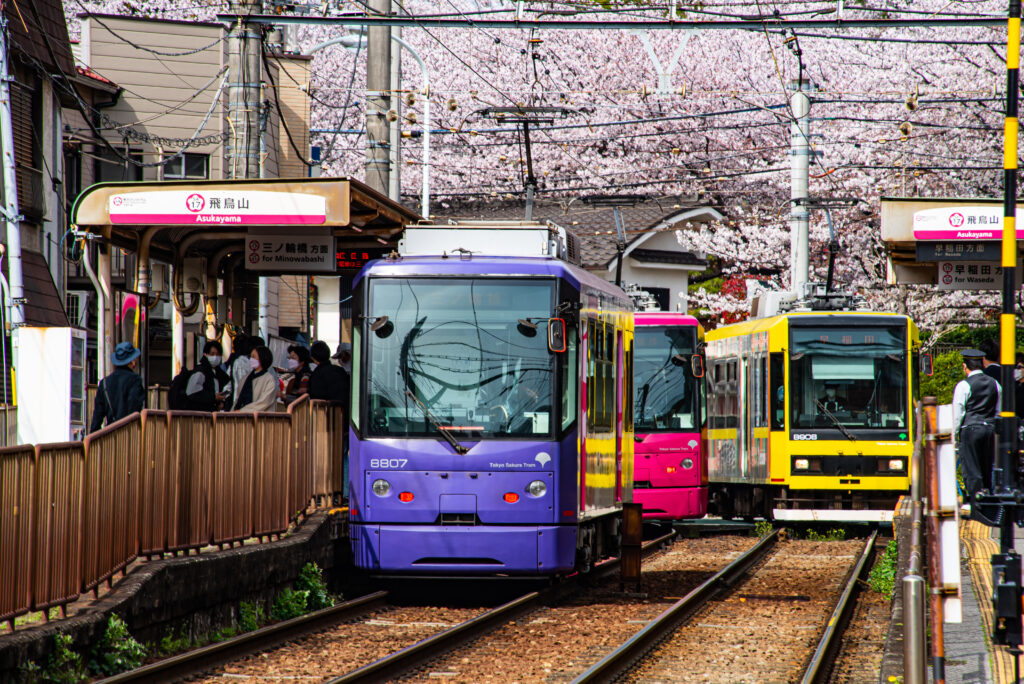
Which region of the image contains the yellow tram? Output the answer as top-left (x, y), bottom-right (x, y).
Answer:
top-left (704, 311), bottom-right (920, 522)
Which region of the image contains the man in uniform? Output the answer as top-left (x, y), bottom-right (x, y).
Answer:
top-left (953, 348), bottom-right (1001, 503)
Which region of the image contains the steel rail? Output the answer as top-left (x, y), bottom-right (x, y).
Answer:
top-left (571, 530), bottom-right (780, 684)
top-left (328, 530), bottom-right (676, 684)
top-left (800, 530), bottom-right (878, 684)
top-left (96, 591), bottom-right (389, 684)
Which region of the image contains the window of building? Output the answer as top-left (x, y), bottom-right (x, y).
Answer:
top-left (163, 153), bottom-right (209, 180)
top-left (95, 148), bottom-right (143, 183)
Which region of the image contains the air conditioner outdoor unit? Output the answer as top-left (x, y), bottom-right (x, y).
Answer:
top-left (181, 258), bottom-right (207, 294)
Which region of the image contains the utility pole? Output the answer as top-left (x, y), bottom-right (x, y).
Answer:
top-left (388, 24), bottom-right (401, 202)
top-left (789, 77), bottom-right (811, 298)
top-left (227, 0), bottom-right (263, 180)
top-left (366, 0), bottom-right (392, 194)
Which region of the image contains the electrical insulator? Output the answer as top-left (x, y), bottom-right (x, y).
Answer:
top-left (405, 112), bottom-right (417, 124)
top-left (447, 98), bottom-right (458, 111)
top-left (385, 109), bottom-right (398, 122)
top-left (898, 121), bottom-right (913, 137)
top-left (405, 92), bottom-right (416, 107)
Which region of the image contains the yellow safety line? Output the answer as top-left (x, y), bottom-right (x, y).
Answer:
top-left (961, 519), bottom-right (1016, 683)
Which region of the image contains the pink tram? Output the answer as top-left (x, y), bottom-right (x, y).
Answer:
top-left (632, 312), bottom-right (708, 520)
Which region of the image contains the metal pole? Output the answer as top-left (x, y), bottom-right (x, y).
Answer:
top-left (904, 501), bottom-right (928, 684)
top-left (789, 79), bottom-right (810, 298)
top-left (388, 24), bottom-right (401, 202)
top-left (998, 0), bottom-right (1021, 554)
top-left (523, 121), bottom-right (536, 221)
top-left (613, 205), bottom-right (626, 288)
top-left (0, 16), bottom-right (23, 328)
top-left (366, 0), bottom-right (392, 194)
top-left (923, 397), bottom-right (946, 684)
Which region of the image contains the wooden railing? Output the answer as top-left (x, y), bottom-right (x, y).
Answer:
top-left (0, 397), bottom-right (344, 629)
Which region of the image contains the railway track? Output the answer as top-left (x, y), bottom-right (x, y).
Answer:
top-left (574, 530), bottom-right (877, 684)
top-left (98, 531), bottom-right (675, 684)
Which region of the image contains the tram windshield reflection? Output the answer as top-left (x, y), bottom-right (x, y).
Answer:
top-left (366, 278), bottom-right (557, 439)
top-left (633, 326), bottom-right (698, 432)
top-left (789, 326), bottom-right (907, 430)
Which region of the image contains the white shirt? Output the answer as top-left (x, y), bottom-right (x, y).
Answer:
top-left (952, 370), bottom-right (1001, 447)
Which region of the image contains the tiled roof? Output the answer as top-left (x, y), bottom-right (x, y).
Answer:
top-left (2, 250), bottom-right (69, 327)
top-left (7, 0), bottom-right (76, 75)
top-left (430, 196), bottom-right (716, 269)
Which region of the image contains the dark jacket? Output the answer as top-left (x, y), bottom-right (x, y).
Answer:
top-left (186, 358), bottom-right (231, 412)
top-left (90, 367), bottom-right (145, 432)
top-left (308, 363), bottom-right (349, 404)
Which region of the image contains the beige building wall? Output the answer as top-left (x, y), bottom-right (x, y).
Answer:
top-left (81, 15), bottom-right (228, 180)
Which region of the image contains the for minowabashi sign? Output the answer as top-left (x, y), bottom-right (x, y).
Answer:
top-left (913, 206), bottom-right (1024, 240)
top-left (108, 190), bottom-right (327, 225)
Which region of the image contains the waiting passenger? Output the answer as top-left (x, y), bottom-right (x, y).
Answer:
top-left (284, 344), bottom-right (314, 402)
top-left (223, 333), bottom-right (250, 408)
top-left (90, 342), bottom-right (146, 432)
top-left (186, 341), bottom-right (231, 411)
top-left (234, 346), bottom-right (278, 412)
top-left (308, 341), bottom-right (349, 403)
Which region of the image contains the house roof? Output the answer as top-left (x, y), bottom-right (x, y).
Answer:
top-left (7, 0), bottom-right (76, 76)
top-left (2, 250), bottom-right (69, 327)
top-left (430, 196), bottom-right (719, 270)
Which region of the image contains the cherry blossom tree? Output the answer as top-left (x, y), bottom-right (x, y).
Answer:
top-left (64, 0), bottom-right (1016, 329)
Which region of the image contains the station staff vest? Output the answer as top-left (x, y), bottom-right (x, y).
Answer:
top-left (963, 373), bottom-right (999, 427)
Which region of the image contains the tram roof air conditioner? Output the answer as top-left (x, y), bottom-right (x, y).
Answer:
top-left (399, 221), bottom-right (582, 265)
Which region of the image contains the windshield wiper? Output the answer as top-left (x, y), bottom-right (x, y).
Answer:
top-left (815, 399), bottom-right (856, 442)
top-left (404, 388), bottom-right (470, 454)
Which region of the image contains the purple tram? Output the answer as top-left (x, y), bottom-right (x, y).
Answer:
top-left (348, 249), bottom-right (634, 575)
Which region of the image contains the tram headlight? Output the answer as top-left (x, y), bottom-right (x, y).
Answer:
top-left (681, 458), bottom-right (694, 470)
top-left (372, 479), bottom-right (392, 497)
top-left (794, 458), bottom-right (810, 471)
top-left (527, 480), bottom-right (547, 497)
top-left (888, 459), bottom-right (905, 471)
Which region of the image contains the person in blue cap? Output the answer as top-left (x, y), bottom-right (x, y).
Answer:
top-left (953, 348), bottom-right (1001, 506)
top-left (89, 342), bottom-right (146, 432)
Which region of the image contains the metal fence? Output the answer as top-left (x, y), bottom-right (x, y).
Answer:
top-left (0, 399), bottom-right (346, 629)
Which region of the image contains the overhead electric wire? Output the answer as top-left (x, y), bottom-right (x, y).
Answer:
top-left (71, 0), bottom-right (228, 56)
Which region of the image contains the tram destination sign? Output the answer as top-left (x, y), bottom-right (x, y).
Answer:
top-left (246, 229), bottom-right (336, 272)
top-left (916, 242), bottom-right (1000, 262)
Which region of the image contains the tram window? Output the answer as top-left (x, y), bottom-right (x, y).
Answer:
top-left (727, 360), bottom-right (736, 382)
top-left (624, 339), bottom-right (634, 432)
top-left (351, 327), bottom-right (361, 429)
top-left (753, 355), bottom-right (767, 428)
top-left (561, 328), bottom-right (578, 431)
top-left (770, 352), bottom-right (784, 431)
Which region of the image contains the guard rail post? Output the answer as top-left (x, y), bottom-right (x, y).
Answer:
top-left (922, 396), bottom-right (945, 684)
top-left (620, 502), bottom-right (642, 593)
top-left (904, 399), bottom-right (927, 684)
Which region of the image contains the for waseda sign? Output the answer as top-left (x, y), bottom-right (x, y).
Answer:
top-left (108, 190), bottom-right (327, 225)
top-left (913, 206), bottom-right (1024, 240)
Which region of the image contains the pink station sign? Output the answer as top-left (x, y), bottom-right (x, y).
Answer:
top-left (108, 190), bottom-right (327, 225)
top-left (913, 206), bottom-right (1024, 240)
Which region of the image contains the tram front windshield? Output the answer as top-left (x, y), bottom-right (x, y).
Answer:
top-left (789, 325), bottom-right (907, 430)
top-left (365, 278), bottom-right (557, 439)
top-left (633, 326), bottom-right (698, 432)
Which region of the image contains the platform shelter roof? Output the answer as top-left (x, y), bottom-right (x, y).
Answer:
top-left (71, 177), bottom-right (421, 270)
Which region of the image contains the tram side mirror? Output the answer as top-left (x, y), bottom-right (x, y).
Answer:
top-left (548, 318), bottom-right (567, 353)
top-left (370, 315), bottom-right (394, 339)
top-left (517, 318), bottom-right (538, 337)
top-left (920, 353), bottom-right (934, 377)
top-left (690, 354), bottom-right (705, 378)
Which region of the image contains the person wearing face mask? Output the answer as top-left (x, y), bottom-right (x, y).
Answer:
top-left (818, 382), bottom-right (844, 414)
top-left (234, 346), bottom-right (278, 412)
top-left (1015, 352), bottom-right (1024, 420)
top-left (283, 344), bottom-right (313, 403)
top-left (185, 340), bottom-right (231, 411)
top-left (90, 342), bottom-right (146, 432)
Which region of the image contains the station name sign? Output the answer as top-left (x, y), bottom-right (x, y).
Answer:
top-left (108, 190), bottom-right (327, 225)
top-left (913, 206), bottom-right (1024, 240)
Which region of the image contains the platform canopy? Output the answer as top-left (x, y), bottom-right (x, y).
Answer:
top-left (72, 177), bottom-right (422, 271)
top-left (881, 196), bottom-right (1023, 288)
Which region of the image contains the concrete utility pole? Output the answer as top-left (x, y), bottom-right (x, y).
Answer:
top-left (789, 78), bottom-right (811, 297)
top-left (388, 26), bottom-right (402, 202)
top-left (365, 0), bottom-right (392, 194)
top-left (227, 0), bottom-right (263, 180)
